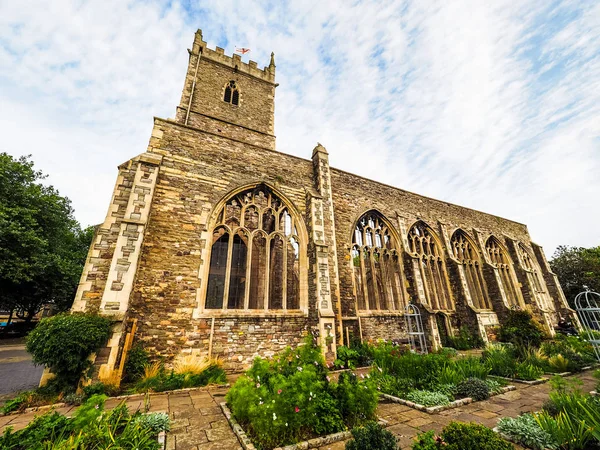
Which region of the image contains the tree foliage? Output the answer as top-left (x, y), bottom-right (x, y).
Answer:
top-left (0, 153), bottom-right (93, 319)
top-left (550, 245), bottom-right (600, 307)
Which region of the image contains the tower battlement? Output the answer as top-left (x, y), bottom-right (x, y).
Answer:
top-left (191, 29), bottom-right (275, 84)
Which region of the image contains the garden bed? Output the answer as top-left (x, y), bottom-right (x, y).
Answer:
top-left (380, 385), bottom-right (516, 414)
top-left (221, 402), bottom-right (388, 450)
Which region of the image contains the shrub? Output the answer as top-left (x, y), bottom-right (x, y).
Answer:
top-left (481, 344), bottom-right (517, 378)
top-left (542, 336), bottom-right (596, 373)
top-left (413, 422), bottom-right (514, 450)
top-left (497, 310), bottom-right (545, 353)
top-left (345, 422), bottom-right (398, 450)
top-left (411, 430), bottom-right (444, 450)
top-left (440, 422), bottom-right (514, 450)
top-left (82, 381), bottom-right (119, 399)
top-left (1, 392), bottom-right (30, 414)
top-left (123, 345), bottom-right (149, 383)
top-left (455, 378), bottom-right (490, 401)
top-left (335, 345), bottom-right (361, 369)
top-left (497, 414), bottom-right (558, 450)
top-left (454, 356), bottom-right (490, 380)
top-left (444, 326), bottom-right (484, 350)
top-left (405, 390), bottom-right (451, 407)
top-left (535, 410), bottom-right (595, 450)
top-left (515, 362), bottom-right (544, 381)
top-left (548, 354), bottom-right (570, 373)
top-left (133, 359), bottom-right (226, 393)
top-left (484, 378), bottom-right (504, 395)
top-left (26, 313), bottom-right (112, 387)
top-left (226, 336), bottom-right (378, 449)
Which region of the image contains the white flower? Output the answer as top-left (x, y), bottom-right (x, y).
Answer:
top-left (297, 367), bottom-right (303, 372)
top-left (285, 422), bottom-right (288, 427)
top-left (273, 413), bottom-right (277, 420)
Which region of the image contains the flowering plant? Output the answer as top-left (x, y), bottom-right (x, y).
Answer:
top-left (226, 335), bottom-right (378, 449)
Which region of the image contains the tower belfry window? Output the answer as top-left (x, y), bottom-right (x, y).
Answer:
top-left (224, 80), bottom-right (240, 106)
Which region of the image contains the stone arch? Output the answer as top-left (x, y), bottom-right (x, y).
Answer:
top-left (350, 210), bottom-right (408, 311)
top-left (450, 229), bottom-right (491, 310)
top-left (407, 220), bottom-right (454, 311)
top-left (485, 236), bottom-right (522, 308)
top-left (197, 182), bottom-right (308, 314)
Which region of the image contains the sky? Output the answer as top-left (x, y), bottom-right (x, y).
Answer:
top-left (0, 0), bottom-right (599, 256)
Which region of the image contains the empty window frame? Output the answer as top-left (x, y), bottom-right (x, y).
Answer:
top-left (205, 185), bottom-right (301, 310)
top-left (351, 212), bottom-right (406, 311)
top-left (408, 221), bottom-right (453, 311)
top-left (451, 230), bottom-right (491, 310)
top-left (485, 236), bottom-right (521, 308)
top-left (518, 243), bottom-right (552, 311)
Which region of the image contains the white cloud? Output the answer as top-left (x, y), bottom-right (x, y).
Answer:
top-left (0, 0), bottom-right (598, 256)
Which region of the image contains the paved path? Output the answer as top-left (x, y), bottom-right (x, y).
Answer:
top-left (0, 343), bottom-right (44, 402)
top-left (0, 371), bottom-right (596, 450)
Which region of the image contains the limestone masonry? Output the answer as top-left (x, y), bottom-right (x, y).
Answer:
top-left (71, 29), bottom-right (576, 375)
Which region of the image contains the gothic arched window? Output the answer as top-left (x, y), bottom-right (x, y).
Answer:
top-left (408, 221), bottom-right (453, 311)
top-left (351, 212), bottom-right (406, 311)
top-left (451, 230), bottom-right (491, 310)
top-left (224, 80), bottom-right (240, 106)
top-left (486, 237), bottom-right (520, 308)
top-left (205, 185), bottom-right (301, 310)
top-left (518, 243), bottom-right (552, 311)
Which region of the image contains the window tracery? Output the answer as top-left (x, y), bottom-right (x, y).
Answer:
top-left (451, 230), bottom-right (491, 310)
top-left (205, 185), bottom-right (300, 310)
top-left (486, 237), bottom-right (520, 308)
top-left (518, 243), bottom-right (552, 311)
top-left (351, 212), bottom-right (406, 311)
top-left (224, 80), bottom-right (240, 106)
top-left (408, 221), bottom-right (453, 311)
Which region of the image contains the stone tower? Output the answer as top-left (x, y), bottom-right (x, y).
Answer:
top-left (174, 30), bottom-right (277, 150)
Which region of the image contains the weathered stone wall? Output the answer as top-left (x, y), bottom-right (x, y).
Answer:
top-left (72, 29), bottom-right (571, 373)
top-left (128, 118), bottom-right (318, 368)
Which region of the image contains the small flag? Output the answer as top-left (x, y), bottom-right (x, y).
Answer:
top-left (235, 47), bottom-right (251, 55)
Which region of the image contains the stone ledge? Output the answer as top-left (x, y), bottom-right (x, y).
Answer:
top-left (489, 375), bottom-right (548, 385)
top-left (220, 402), bottom-right (387, 450)
top-left (380, 385), bottom-right (516, 414)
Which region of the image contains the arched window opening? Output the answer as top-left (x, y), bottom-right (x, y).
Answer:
top-left (486, 237), bottom-right (520, 308)
top-left (224, 80), bottom-right (240, 106)
top-left (451, 230), bottom-right (490, 310)
top-left (206, 227), bottom-right (229, 309)
top-left (205, 185), bottom-right (302, 311)
top-left (518, 243), bottom-right (552, 311)
top-left (408, 221), bottom-right (453, 311)
top-left (351, 212), bottom-right (407, 311)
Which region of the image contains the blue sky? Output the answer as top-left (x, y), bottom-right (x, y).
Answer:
top-left (0, 0), bottom-right (599, 255)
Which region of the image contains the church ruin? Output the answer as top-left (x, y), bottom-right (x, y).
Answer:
top-left (71, 30), bottom-right (574, 374)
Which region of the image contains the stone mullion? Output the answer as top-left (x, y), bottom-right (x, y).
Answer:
top-left (369, 252), bottom-right (381, 310)
top-left (393, 257), bottom-right (406, 310)
top-left (464, 263), bottom-right (478, 309)
top-left (264, 235), bottom-right (271, 310)
top-left (360, 249), bottom-right (370, 311)
top-left (381, 255), bottom-right (393, 310)
top-left (282, 237), bottom-right (288, 310)
top-left (427, 258), bottom-right (440, 310)
top-left (476, 264), bottom-right (491, 309)
top-left (243, 234), bottom-right (253, 310)
top-left (222, 232), bottom-right (234, 309)
top-left (420, 257), bottom-right (434, 309)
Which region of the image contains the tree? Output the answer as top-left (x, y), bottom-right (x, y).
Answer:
top-left (550, 245), bottom-right (600, 307)
top-left (0, 153), bottom-right (93, 324)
